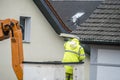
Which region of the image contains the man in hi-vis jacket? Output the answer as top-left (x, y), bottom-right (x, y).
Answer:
top-left (62, 38), bottom-right (86, 80)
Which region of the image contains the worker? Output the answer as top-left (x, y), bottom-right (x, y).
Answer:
top-left (62, 38), bottom-right (86, 80)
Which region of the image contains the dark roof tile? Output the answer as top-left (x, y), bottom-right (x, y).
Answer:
top-left (72, 0), bottom-right (120, 45)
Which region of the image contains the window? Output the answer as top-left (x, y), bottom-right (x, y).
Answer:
top-left (19, 16), bottom-right (31, 42)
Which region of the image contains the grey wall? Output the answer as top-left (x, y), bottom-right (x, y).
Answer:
top-left (90, 45), bottom-right (120, 80)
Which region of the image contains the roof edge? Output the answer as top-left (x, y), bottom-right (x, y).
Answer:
top-left (81, 40), bottom-right (120, 46)
top-left (33, 0), bottom-right (71, 34)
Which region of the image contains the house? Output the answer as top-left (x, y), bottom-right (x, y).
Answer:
top-left (71, 0), bottom-right (120, 80)
top-left (0, 0), bottom-right (64, 80)
top-left (0, 0), bottom-right (85, 80)
top-left (0, 0), bottom-right (90, 80)
top-left (35, 0), bottom-right (119, 80)
top-left (0, 0), bottom-right (112, 80)
top-left (31, 0), bottom-right (120, 80)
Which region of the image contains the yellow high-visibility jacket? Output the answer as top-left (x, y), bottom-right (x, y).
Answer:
top-left (62, 38), bottom-right (85, 74)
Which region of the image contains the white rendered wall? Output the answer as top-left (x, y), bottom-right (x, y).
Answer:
top-left (0, 39), bottom-right (17, 80)
top-left (23, 64), bottom-right (65, 80)
top-left (0, 0), bottom-right (63, 80)
top-left (0, 0), bottom-right (64, 62)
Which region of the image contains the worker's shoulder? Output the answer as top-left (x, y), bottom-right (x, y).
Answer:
top-left (79, 45), bottom-right (84, 49)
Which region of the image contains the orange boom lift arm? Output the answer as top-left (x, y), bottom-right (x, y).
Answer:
top-left (0, 19), bottom-right (23, 80)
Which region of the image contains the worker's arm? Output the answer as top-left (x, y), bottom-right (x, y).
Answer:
top-left (79, 46), bottom-right (86, 61)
